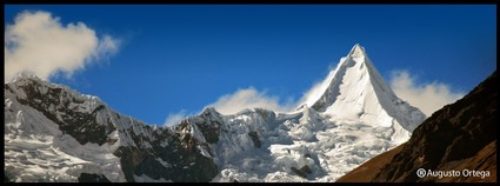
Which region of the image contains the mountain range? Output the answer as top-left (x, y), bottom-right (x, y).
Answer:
top-left (5, 44), bottom-right (466, 182)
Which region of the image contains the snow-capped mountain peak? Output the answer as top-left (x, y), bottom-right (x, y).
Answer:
top-left (348, 43), bottom-right (367, 59)
top-left (302, 44), bottom-right (425, 143)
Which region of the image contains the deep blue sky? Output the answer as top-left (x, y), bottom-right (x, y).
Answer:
top-left (4, 5), bottom-right (496, 125)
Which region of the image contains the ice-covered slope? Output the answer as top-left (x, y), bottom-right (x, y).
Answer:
top-left (4, 44), bottom-right (426, 182)
top-left (302, 44), bottom-right (426, 144)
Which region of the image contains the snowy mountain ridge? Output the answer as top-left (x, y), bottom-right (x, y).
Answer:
top-left (4, 44), bottom-right (426, 182)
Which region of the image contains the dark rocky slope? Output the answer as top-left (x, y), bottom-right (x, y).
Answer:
top-left (338, 70), bottom-right (497, 183)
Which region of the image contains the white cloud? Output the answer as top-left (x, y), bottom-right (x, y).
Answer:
top-left (389, 70), bottom-right (465, 116)
top-left (208, 87), bottom-right (296, 115)
top-left (164, 110), bottom-right (189, 126)
top-left (4, 10), bottom-right (120, 82)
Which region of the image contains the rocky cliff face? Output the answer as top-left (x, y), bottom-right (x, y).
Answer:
top-left (338, 71), bottom-right (497, 183)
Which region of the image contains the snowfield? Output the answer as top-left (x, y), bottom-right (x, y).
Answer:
top-left (4, 44), bottom-right (426, 182)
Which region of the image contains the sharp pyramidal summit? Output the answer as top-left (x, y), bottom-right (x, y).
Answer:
top-left (5, 44), bottom-right (447, 182)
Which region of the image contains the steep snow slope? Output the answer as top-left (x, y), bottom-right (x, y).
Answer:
top-left (302, 44), bottom-right (425, 144)
top-left (4, 44), bottom-right (426, 182)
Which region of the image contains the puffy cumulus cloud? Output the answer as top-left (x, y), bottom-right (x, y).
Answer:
top-left (390, 70), bottom-right (465, 116)
top-left (5, 10), bottom-right (120, 82)
top-left (164, 110), bottom-right (189, 127)
top-left (208, 87), bottom-right (296, 115)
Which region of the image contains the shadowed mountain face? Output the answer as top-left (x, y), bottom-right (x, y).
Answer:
top-left (338, 71), bottom-right (497, 183)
